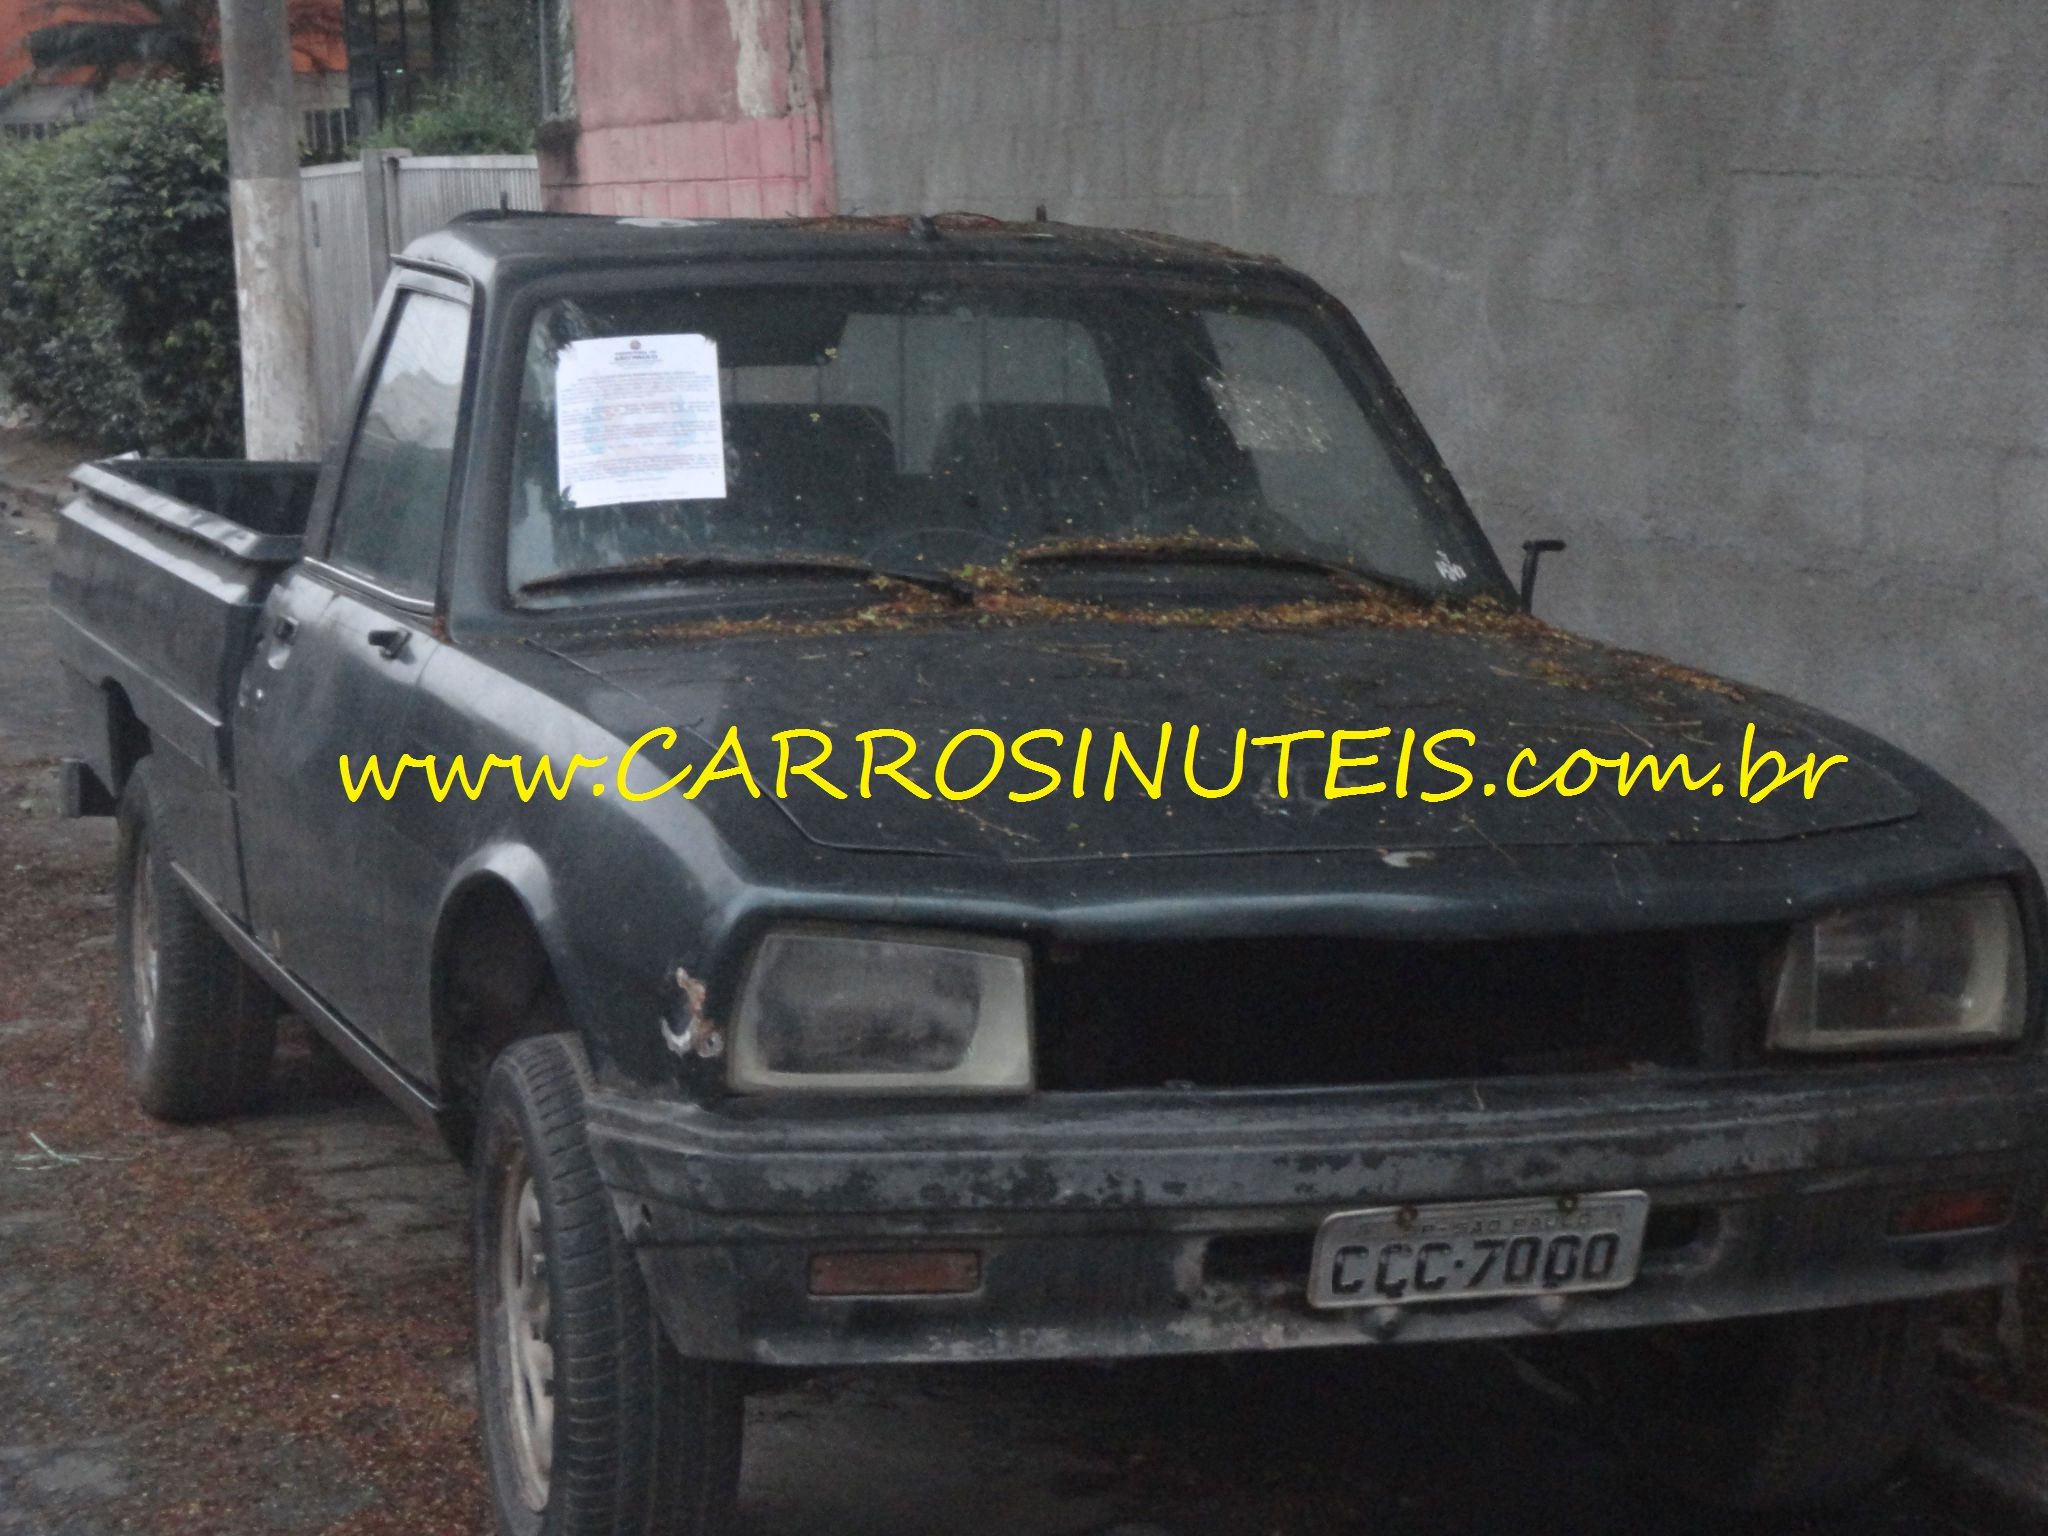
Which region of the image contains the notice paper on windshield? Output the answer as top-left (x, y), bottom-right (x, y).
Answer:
top-left (555, 334), bottom-right (727, 507)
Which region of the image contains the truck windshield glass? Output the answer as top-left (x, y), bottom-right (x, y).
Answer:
top-left (507, 279), bottom-right (1490, 599)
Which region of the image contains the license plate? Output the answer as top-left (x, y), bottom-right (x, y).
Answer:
top-left (1307, 1191), bottom-right (1650, 1309)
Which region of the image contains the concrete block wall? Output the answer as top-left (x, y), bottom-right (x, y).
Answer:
top-left (827, 0), bottom-right (2048, 861)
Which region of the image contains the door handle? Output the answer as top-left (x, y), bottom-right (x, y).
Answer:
top-left (366, 627), bottom-right (410, 660)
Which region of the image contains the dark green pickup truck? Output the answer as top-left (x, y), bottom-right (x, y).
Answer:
top-left (50, 212), bottom-right (2048, 1533)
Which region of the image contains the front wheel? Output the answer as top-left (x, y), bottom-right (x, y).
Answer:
top-left (473, 1034), bottom-right (742, 1536)
top-left (1611, 1301), bottom-right (1939, 1509)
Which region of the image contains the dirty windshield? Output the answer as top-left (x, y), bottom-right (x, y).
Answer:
top-left (508, 276), bottom-right (1493, 600)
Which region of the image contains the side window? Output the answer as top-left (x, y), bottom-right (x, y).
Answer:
top-left (328, 291), bottom-right (470, 597)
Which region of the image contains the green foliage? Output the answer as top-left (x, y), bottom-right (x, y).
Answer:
top-left (452, 0), bottom-right (541, 125)
top-left (368, 83), bottom-right (535, 156)
top-left (0, 83), bottom-right (240, 455)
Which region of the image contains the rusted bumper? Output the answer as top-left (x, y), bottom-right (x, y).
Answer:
top-left (585, 1060), bottom-right (2048, 1366)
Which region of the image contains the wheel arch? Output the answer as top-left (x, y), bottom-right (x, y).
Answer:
top-left (429, 843), bottom-right (590, 1153)
top-left (103, 679), bottom-right (152, 791)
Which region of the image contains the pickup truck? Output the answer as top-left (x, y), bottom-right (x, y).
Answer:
top-left (52, 211), bottom-right (2047, 1532)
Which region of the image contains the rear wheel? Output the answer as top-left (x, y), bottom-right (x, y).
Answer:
top-left (114, 758), bottom-right (277, 1121)
top-left (1613, 1302), bottom-right (1939, 1509)
top-left (474, 1034), bottom-right (742, 1536)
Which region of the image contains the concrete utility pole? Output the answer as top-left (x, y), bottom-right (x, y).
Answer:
top-left (218, 0), bottom-right (322, 460)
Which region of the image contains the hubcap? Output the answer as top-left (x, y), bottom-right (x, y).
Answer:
top-left (497, 1148), bottom-right (555, 1510)
top-left (130, 836), bottom-right (159, 1053)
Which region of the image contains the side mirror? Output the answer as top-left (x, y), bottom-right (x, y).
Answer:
top-left (1519, 539), bottom-right (1566, 613)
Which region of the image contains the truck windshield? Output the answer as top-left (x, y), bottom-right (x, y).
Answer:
top-left (507, 277), bottom-right (1494, 600)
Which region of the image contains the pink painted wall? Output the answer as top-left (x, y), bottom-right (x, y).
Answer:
top-left (542, 0), bottom-right (835, 219)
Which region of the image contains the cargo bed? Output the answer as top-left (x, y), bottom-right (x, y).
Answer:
top-left (51, 457), bottom-right (318, 792)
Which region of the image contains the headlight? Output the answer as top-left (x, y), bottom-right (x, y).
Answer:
top-left (1768, 882), bottom-right (2027, 1052)
top-left (728, 928), bottom-right (1033, 1094)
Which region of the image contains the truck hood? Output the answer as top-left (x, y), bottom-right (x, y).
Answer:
top-left (544, 609), bottom-right (1917, 863)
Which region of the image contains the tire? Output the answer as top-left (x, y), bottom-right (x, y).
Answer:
top-left (113, 757), bottom-right (278, 1121)
top-left (1613, 1302), bottom-right (1939, 1510)
top-left (474, 1034), bottom-right (743, 1536)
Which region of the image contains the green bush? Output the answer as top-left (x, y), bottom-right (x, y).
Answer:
top-left (0, 83), bottom-right (241, 456)
top-left (368, 83), bottom-right (535, 156)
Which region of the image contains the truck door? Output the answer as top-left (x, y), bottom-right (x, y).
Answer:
top-left (234, 284), bottom-right (472, 1058)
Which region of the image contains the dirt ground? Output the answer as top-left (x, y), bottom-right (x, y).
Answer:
top-left (1, 454), bottom-right (2039, 1535)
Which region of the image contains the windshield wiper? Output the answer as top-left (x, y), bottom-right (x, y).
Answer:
top-left (519, 552), bottom-right (976, 604)
top-left (1013, 537), bottom-right (1430, 600)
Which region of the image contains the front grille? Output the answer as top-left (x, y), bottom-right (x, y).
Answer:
top-left (1033, 931), bottom-right (1762, 1092)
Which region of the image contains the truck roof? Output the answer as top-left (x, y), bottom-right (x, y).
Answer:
top-left (400, 211), bottom-right (1289, 288)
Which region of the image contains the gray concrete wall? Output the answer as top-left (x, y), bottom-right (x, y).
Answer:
top-left (827, 0), bottom-right (2048, 862)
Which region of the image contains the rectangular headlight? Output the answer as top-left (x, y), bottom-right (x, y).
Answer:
top-left (728, 928), bottom-right (1033, 1094)
top-left (1769, 882), bottom-right (2027, 1052)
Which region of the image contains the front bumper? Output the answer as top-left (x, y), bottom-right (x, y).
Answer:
top-left (585, 1060), bottom-right (2048, 1366)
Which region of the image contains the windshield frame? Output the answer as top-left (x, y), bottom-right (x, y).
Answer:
top-left (470, 255), bottom-right (1515, 622)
